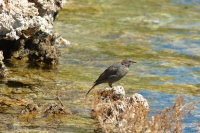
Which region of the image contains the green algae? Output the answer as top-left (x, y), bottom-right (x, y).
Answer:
top-left (54, 0), bottom-right (200, 104)
top-left (0, 0), bottom-right (200, 132)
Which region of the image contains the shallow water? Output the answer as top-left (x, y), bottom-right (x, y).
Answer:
top-left (0, 0), bottom-right (199, 132)
top-left (140, 90), bottom-right (200, 132)
top-left (54, 0), bottom-right (200, 132)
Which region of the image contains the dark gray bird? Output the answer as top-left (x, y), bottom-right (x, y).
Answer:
top-left (86, 58), bottom-right (136, 95)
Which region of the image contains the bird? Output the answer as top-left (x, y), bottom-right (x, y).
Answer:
top-left (86, 58), bottom-right (136, 96)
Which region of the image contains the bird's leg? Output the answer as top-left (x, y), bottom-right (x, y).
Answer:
top-left (109, 83), bottom-right (113, 88)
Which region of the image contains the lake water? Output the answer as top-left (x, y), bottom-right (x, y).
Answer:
top-left (0, 0), bottom-right (199, 132)
top-left (53, 0), bottom-right (200, 132)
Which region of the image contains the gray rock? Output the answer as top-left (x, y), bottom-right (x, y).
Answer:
top-left (0, 51), bottom-right (8, 78)
top-left (0, 0), bottom-right (66, 40)
top-left (105, 86), bottom-right (125, 99)
top-left (0, 0), bottom-right (69, 66)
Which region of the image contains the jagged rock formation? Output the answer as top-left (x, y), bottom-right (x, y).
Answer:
top-left (91, 86), bottom-right (149, 132)
top-left (91, 87), bottom-right (194, 132)
top-left (0, 0), bottom-right (70, 71)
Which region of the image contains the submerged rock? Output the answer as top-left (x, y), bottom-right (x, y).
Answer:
top-left (20, 102), bottom-right (71, 118)
top-left (0, 97), bottom-right (29, 107)
top-left (21, 103), bottom-right (39, 114)
top-left (0, 0), bottom-right (70, 71)
top-left (43, 103), bottom-right (71, 117)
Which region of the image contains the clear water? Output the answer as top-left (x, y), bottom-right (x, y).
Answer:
top-left (0, 0), bottom-right (199, 132)
top-left (54, 0), bottom-right (200, 132)
top-left (140, 90), bottom-right (200, 132)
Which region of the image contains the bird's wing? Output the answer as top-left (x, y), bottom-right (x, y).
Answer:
top-left (95, 63), bottom-right (120, 83)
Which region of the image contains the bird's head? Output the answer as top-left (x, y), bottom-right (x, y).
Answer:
top-left (121, 58), bottom-right (137, 67)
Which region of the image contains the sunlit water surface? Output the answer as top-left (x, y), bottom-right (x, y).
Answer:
top-left (0, 0), bottom-right (199, 132)
top-left (54, 0), bottom-right (200, 132)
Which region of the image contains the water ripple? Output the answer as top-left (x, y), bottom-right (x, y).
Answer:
top-left (139, 90), bottom-right (200, 133)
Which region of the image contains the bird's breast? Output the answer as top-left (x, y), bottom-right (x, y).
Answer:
top-left (117, 66), bottom-right (129, 77)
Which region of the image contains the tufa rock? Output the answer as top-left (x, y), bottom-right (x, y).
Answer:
top-left (0, 0), bottom-right (70, 67)
top-left (0, 51), bottom-right (8, 78)
top-left (91, 86), bottom-right (149, 130)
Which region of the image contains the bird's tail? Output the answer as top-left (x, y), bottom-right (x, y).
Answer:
top-left (86, 83), bottom-right (97, 96)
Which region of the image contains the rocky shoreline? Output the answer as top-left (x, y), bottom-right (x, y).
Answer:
top-left (0, 0), bottom-right (70, 76)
